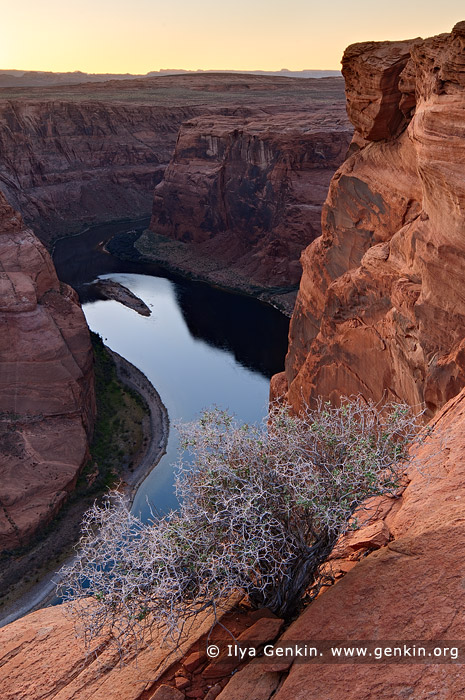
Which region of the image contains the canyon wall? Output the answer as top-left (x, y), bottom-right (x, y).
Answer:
top-left (0, 100), bottom-right (201, 244)
top-left (274, 22), bottom-right (465, 415)
top-left (148, 107), bottom-right (351, 289)
top-left (0, 74), bottom-right (348, 264)
top-left (0, 191), bottom-right (95, 552)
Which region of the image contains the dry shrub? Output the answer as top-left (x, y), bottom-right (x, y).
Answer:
top-left (59, 397), bottom-right (424, 652)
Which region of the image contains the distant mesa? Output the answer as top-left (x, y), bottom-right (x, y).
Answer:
top-left (0, 67), bottom-right (341, 88)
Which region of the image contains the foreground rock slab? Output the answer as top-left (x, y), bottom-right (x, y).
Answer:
top-left (0, 601), bottom-right (231, 700)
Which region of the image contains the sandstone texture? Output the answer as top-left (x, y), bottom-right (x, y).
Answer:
top-left (276, 22), bottom-right (465, 415)
top-left (0, 74), bottom-right (349, 314)
top-left (2, 387), bottom-right (465, 698)
top-left (0, 597), bottom-right (224, 699)
top-left (0, 100), bottom-right (200, 244)
top-left (0, 191), bottom-right (95, 552)
top-left (0, 73), bottom-right (347, 250)
top-left (148, 108), bottom-right (351, 289)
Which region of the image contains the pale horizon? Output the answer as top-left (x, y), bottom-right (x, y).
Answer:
top-left (0, 67), bottom-right (342, 75)
top-left (1, 1), bottom-right (463, 74)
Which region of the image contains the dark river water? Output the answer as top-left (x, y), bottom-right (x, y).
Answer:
top-left (53, 220), bottom-right (290, 517)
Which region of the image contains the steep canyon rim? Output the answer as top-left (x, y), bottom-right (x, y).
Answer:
top-left (0, 70), bottom-right (347, 564)
top-left (2, 20), bottom-right (465, 699)
top-left (0, 72), bottom-right (351, 310)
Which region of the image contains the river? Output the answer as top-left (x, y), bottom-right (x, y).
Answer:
top-left (53, 219), bottom-right (290, 519)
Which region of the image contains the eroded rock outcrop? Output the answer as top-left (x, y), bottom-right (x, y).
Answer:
top-left (0, 100), bottom-right (202, 244)
top-left (274, 22), bottom-right (465, 415)
top-left (0, 191), bottom-right (95, 551)
top-left (147, 107), bottom-right (351, 290)
top-left (0, 599), bottom-right (216, 699)
top-left (0, 74), bottom-right (347, 252)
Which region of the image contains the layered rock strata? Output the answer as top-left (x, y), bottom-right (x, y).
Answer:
top-left (274, 22), bottom-right (465, 415)
top-left (148, 108), bottom-right (351, 289)
top-left (0, 191), bottom-right (95, 552)
top-left (0, 74), bottom-right (347, 251)
top-left (0, 100), bottom-right (201, 244)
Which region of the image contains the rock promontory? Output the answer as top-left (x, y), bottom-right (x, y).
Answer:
top-left (147, 108), bottom-right (351, 291)
top-left (275, 22), bottom-right (465, 415)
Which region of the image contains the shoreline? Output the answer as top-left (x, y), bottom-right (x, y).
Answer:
top-left (108, 348), bottom-right (169, 500)
top-left (49, 214), bottom-right (151, 255)
top-left (107, 227), bottom-right (298, 317)
top-left (0, 349), bottom-right (169, 629)
top-left (52, 215), bottom-right (295, 317)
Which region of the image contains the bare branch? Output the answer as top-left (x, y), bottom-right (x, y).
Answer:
top-left (59, 396), bottom-right (424, 654)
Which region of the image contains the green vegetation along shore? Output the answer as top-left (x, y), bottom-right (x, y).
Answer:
top-left (0, 333), bottom-right (166, 622)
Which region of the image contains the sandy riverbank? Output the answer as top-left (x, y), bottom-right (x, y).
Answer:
top-left (0, 350), bottom-right (169, 629)
top-left (109, 348), bottom-right (169, 497)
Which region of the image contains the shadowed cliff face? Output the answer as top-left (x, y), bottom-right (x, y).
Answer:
top-left (275, 22), bottom-right (465, 416)
top-left (0, 101), bottom-right (202, 244)
top-left (0, 74), bottom-right (348, 251)
top-left (0, 191), bottom-right (95, 552)
top-left (148, 108), bottom-right (352, 288)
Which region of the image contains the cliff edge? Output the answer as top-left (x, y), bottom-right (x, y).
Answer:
top-left (0, 191), bottom-right (95, 552)
top-left (1, 384), bottom-right (464, 698)
top-left (273, 22), bottom-right (465, 415)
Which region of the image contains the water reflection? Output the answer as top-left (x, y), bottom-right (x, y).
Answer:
top-left (83, 273), bottom-right (283, 519)
top-left (54, 222), bottom-right (289, 517)
top-left (53, 221), bottom-right (289, 378)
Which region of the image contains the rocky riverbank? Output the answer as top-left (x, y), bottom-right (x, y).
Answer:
top-left (107, 228), bottom-right (299, 316)
top-left (94, 279), bottom-right (152, 316)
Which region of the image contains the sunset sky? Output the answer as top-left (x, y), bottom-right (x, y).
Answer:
top-left (1, 1), bottom-right (463, 73)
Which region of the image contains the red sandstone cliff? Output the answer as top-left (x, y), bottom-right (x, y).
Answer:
top-left (273, 22), bottom-right (465, 415)
top-left (148, 107), bottom-right (351, 289)
top-left (0, 191), bottom-right (95, 552)
top-left (0, 74), bottom-right (347, 253)
top-left (0, 100), bottom-right (201, 244)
